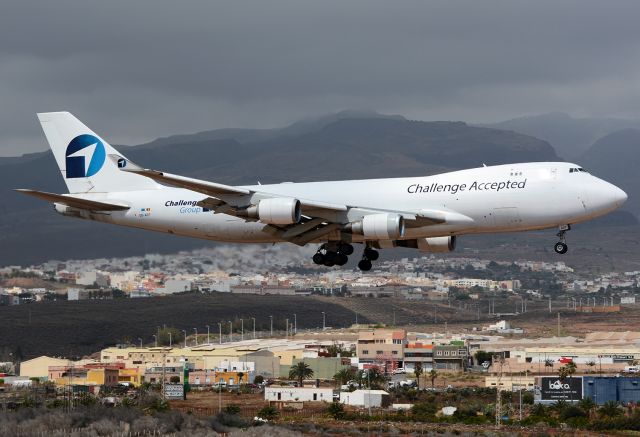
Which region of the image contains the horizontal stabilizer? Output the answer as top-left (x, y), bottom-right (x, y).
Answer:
top-left (16, 189), bottom-right (130, 211)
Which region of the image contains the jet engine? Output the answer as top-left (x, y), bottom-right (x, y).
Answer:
top-left (350, 213), bottom-right (405, 239)
top-left (246, 198), bottom-right (301, 225)
top-left (417, 236), bottom-right (456, 252)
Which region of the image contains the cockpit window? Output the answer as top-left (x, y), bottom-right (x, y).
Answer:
top-left (569, 167), bottom-right (588, 173)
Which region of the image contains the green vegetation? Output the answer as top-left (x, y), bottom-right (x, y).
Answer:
top-left (288, 362), bottom-right (314, 386)
top-left (257, 405), bottom-right (279, 421)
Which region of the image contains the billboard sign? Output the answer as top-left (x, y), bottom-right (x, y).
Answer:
top-left (164, 384), bottom-right (184, 400)
top-left (539, 377), bottom-right (582, 401)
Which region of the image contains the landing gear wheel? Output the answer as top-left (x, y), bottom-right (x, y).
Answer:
top-left (338, 243), bottom-right (354, 256)
top-left (312, 253), bottom-right (325, 265)
top-left (554, 242), bottom-right (568, 254)
top-left (336, 253), bottom-right (349, 266)
top-left (358, 259), bottom-right (372, 271)
top-left (364, 248), bottom-right (379, 261)
top-left (323, 251), bottom-right (338, 267)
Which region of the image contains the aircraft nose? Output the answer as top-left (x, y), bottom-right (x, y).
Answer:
top-left (588, 180), bottom-right (628, 213)
top-left (614, 185), bottom-right (628, 207)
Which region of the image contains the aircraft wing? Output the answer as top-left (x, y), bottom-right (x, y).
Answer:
top-left (113, 156), bottom-right (472, 244)
top-left (16, 189), bottom-right (130, 211)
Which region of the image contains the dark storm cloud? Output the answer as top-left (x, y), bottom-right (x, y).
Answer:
top-left (2, 0), bottom-right (640, 155)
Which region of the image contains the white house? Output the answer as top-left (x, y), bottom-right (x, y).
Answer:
top-left (265, 386), bottom-right (333, 403)
top-left (340, 390), bottom-right (390, 408)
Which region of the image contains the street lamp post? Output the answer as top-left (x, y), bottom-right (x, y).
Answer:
top-left (218, 322), bottom-right (222, 344)
top-left (182, 330), bottom-right (187, 348)
top-left (229, 321), bottom-right (233, 342)
top-left (286, 318), bottom-right (289, 338)
top-left (193, 328), bottom-right (198, 346)
top-left (169, 332), bottom-right (172, 347)
top-left (252, 317), bottom-right (256, 339)
top-left (294, 314), bottom-right (297, 334)
top-left (269, 315), bottom-right (273, 337)
top-left (241, 319), bottom-right (244, 342)
top-left (138, 337), bottom-right (143, 348)
top-left (152, 335), bottom-right (157, 348)
top-left (322, 311), bottom-right (326, 330)
top-left (206, 325), bottom-right (210, 345)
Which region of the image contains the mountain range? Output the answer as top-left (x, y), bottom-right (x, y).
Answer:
top-left (0, 111), bottom-right (636, 266)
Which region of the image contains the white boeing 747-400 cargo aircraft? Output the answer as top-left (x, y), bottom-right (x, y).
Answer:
top-left (18, 112), bottom-right (628, 271)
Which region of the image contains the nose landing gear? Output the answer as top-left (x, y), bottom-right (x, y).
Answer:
top-left (554, 224), bottom-right (570, 254)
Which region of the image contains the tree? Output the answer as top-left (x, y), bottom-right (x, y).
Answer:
top-left (254, 375), bottom-right (264, 385)
top-left (326, 342), bottom-right (344, 357)
top-left (289, 362), bottom-right (314, 387)
top-left (257, 405), bottom-right (279, 421)
top-left (578, 397), bottom-right (596, 418)
top-left (559, 361), bottom-right (577, 403)
top-left (544, 359), bottom-right (554, 373)
top-left (586, 360), bottom-right (596, 374)
top-left (327, 402), bottom-right (345, 419)
top-left (599, 400), bottom-right (622, 418)
top-left (356, 368), bottom-right (386, 389)
top-left (237, 372), bottom-right (245, 385)
top-left (224, 404), bottom-right (241, 414)
top-left (169, 376), bottom-right (180, 384)
top-left (429, 368), bottom-right (438, 389)
top-left (414, 363), bottom-right (423, 391)
top-left (333, 368), bottom-right (356, 387)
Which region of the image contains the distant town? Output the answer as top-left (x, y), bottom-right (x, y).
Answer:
top-left (1, 244), bottom-right (638, 307)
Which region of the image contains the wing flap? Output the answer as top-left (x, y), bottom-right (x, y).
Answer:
top-left (16, 189), bottom-right (130, 211)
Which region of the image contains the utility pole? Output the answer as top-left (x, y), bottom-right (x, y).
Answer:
top-left (153, 335), bottom-right (157, 348)
top-left (495, 357), bottom-right (504, 428)
top-left (322, 311), bottom-right (326, 330)
top-left (169, 332), bottom-right (172, 347)
top-left (549, 297), bottom-right (552, 313)
top-left (182, 330), bottom-right (187, 348)
top-left (557, 312), bottom-right (561, 337)
top-left (218, 322), bottom-right (222, 344)
top-left (193, 328), bottom-right (198, 346)
top-left (162, 352), bottom-right (167, 400)
top-left (269, 315), bottom-right (273, 337)
top-left (285, 319), bottom-right (289, 338)
top-left (241, 319), bottom-right (244, 342)
top-left (228, 321), bottom-right (233, 342)
top-left (206, 325), bottom-right (210, 345)
top-left (294, 313), bottom-right (297, 334)
top-left (252, 317), bottom-right (256, 340)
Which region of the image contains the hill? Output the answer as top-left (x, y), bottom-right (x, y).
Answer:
top-left (0, 113), bottom-right (559, 265)
top-left (482, 112), bottom-right (640, 160)
top-left (580, 129), bottom-right (640, 217)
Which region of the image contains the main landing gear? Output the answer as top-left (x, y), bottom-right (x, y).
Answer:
top-left (554, 224), bottom-right (570, 254)
top-left (312, 242), bottom-right (380, 271)
top-left (312, 242), bottom-right (354, 267)
top-left (357, 246), bottom-right (379, 272)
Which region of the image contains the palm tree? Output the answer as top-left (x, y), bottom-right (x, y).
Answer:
top-left (544, 359), bottom-right (554, 373)
top-left (237, 372), bottom-right (245, 386)
top-left (586, 361), bottom-right (596, 374)
top-left (289, 362), bottom-right (314, 387)
top-left (578, 397), bottom-right (596, 418)
top-left (429, 368), bottom-right (438, 389)
top-left (599, 400), bottom-right (622, 418)
top-left (333, 368), bottom-right (356, 387)
top-left (561, 361), bottom-right (577, 403)
top-left (414, 363), bottom-right (423, 391)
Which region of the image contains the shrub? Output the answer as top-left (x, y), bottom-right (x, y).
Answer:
top-left (257, 405), bottom-right (279, 421)
top-left (327, 402), bottom-right (345, 419)
top-left (224, 404), bottom-right (241, 415)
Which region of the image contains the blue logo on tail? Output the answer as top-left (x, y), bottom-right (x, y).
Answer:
top-left (65, 134), bottom-right (106, 178)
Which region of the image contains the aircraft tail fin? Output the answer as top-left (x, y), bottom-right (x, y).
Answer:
top-left (37, 112), bottom-right (158, 193)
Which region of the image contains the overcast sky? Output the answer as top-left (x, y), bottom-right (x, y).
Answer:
top-left (2, 0), bottom-right (640, 156)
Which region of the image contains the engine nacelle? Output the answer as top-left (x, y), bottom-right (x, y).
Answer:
top-left (248, 197), bottom-right (301, 225)
top-left (417, 236), bottom-right (456, 253)
top-left (351, 213), bottom-right (405, 239)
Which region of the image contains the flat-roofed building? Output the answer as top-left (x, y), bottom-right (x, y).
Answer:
top-left (357, 329), bottom-right (406, 371)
